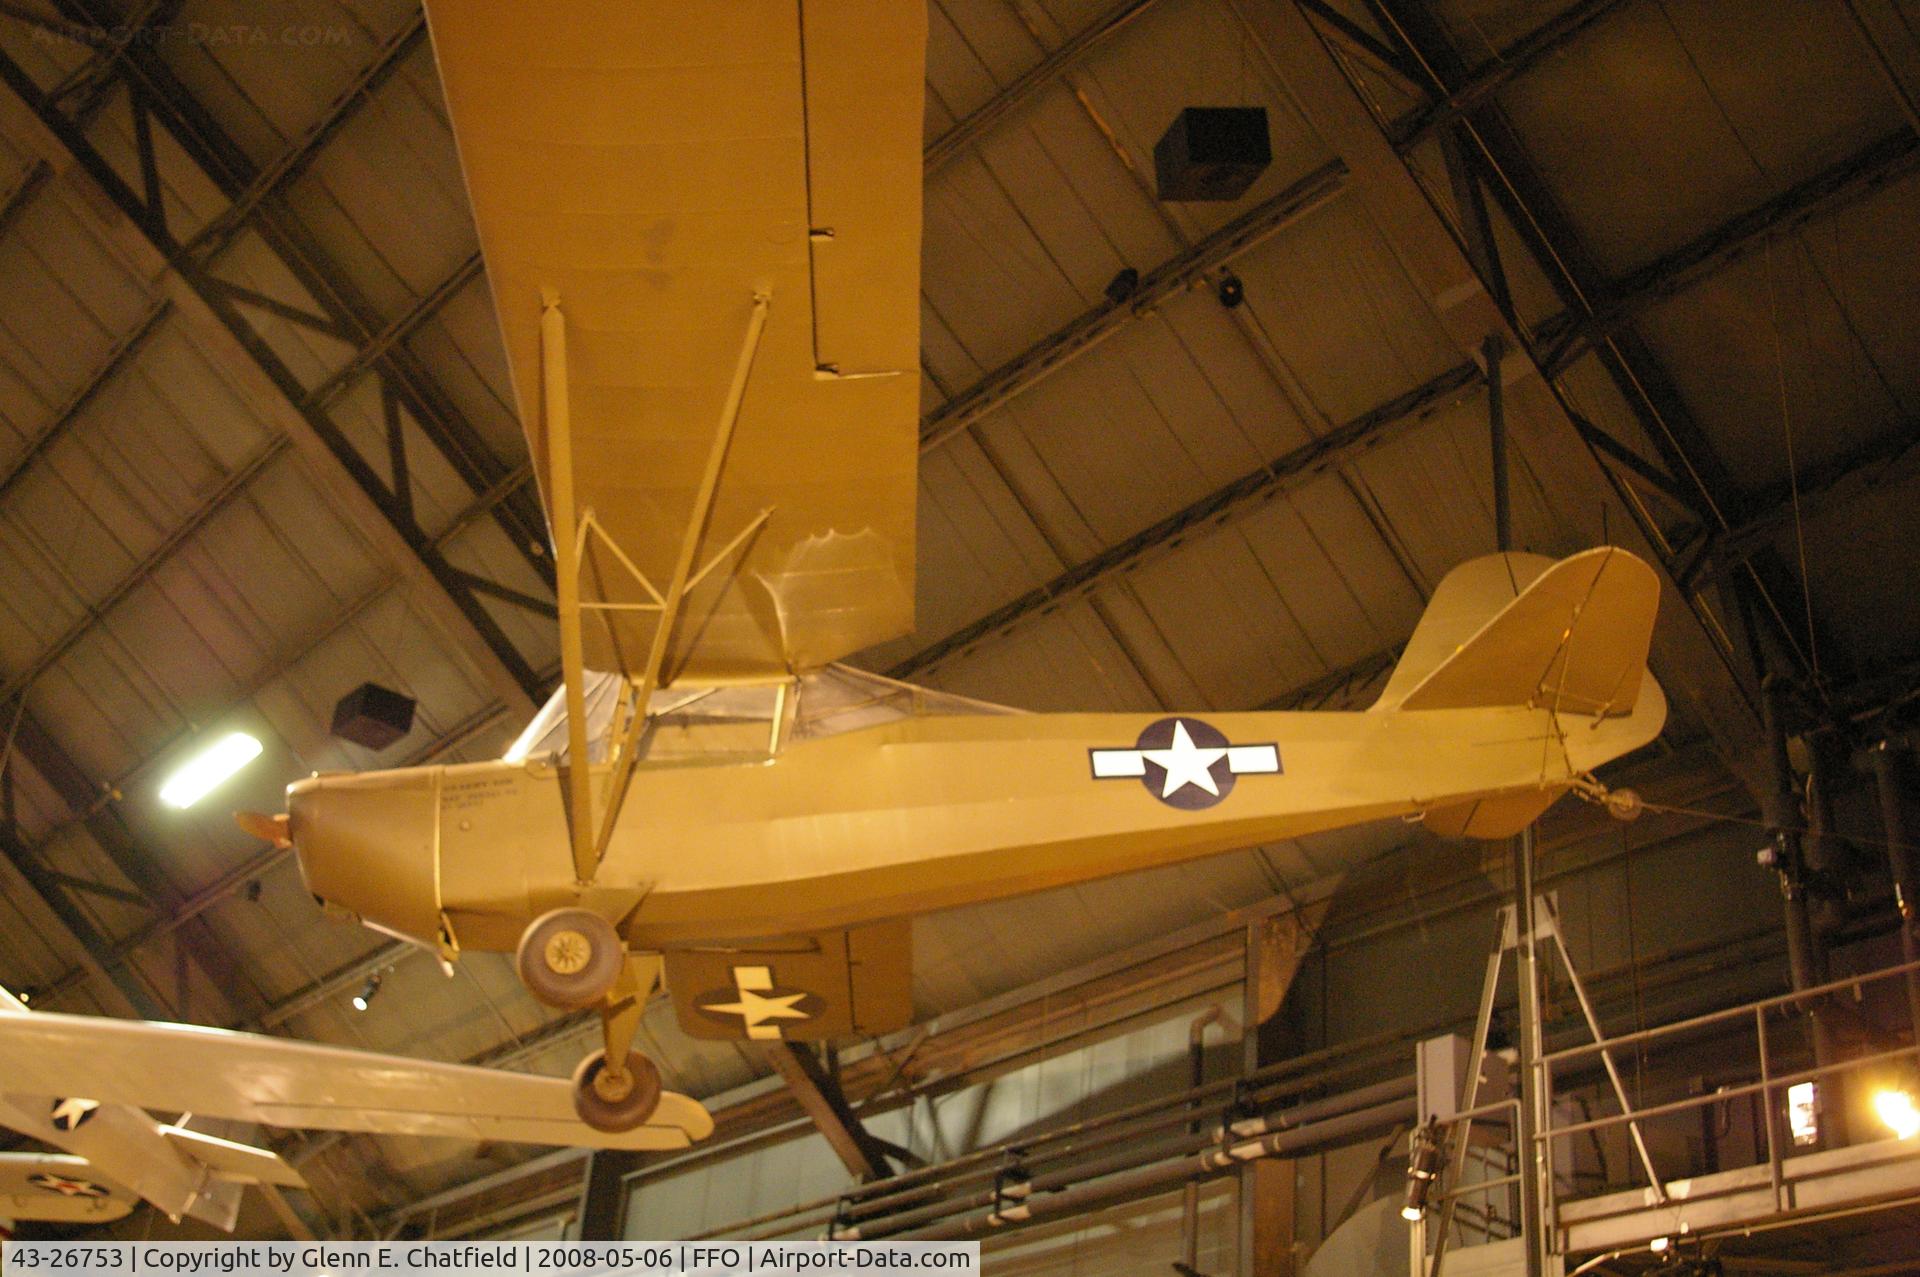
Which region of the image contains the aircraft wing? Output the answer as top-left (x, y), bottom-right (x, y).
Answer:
top-left (664, 920), bottom-right (913, 1042)
top-left (0, 1009), bottom-right (711, 1151)
top-left (0, 1152), bottom-right (136, 1225)
top-left (425, 0), bottom-right (927, 683)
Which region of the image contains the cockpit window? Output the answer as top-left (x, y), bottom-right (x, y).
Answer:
top-left (502, 665), bottom-right (1014, 764)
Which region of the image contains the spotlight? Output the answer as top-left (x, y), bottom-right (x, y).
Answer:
top-left (1875, 1087), bottom-right (1920, 1139)
top-left (1216, 273), bottom-right (1244, 309)
top-left (1401, 1122), bottom-right (1445, 1221)
top-left (159, 732), bottom-right (263, 809)
top-left (1649, 1237), bottom-right (1670, 1254)
top-left (351, 973), bottom-right (382, 1013)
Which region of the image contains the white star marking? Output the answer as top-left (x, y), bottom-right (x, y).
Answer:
top-left (1141, 720), bottom-right (1229, 798)
top-left (29, 1174), bottom-right (106, 1198)
top-left (702, 966), bottom-right (813, 1041)
top-left (49, 1098), bottom-right (98, 1131)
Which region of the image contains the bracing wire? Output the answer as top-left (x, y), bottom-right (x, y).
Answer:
top-left (1763, 240), bottom-right (1823, 685)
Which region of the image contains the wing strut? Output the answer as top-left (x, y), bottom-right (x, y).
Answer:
top-left (542, 291), bottom-right (770, 884)
top-left (541, 290), bottom-right (600, 885)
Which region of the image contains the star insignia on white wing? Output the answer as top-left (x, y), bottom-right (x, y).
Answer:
top-left (49, 1097), bottom-right (99, 1131)
top-left (1140, 720), bottom-right (1229, 798)
top-left (29, 1173), bottom-right (107, 1198)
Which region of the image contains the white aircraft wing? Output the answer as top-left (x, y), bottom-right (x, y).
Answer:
top-left (0, 1009), bottom-right (712, 1151)
top-left (0, 1152), bottom-right (136, 1225)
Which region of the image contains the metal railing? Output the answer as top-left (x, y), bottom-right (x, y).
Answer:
top-left (1539, 957), bottom-right (1920, 1218)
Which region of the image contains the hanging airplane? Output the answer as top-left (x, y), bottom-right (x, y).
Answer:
top-left (244, 0), bottom-right (1669, 1135)
top-left (0, 982), bottom-right (711, 1229)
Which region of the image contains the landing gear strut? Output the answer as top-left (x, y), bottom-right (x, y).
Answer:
top-left (571, 953), bottom-right (666, 1131)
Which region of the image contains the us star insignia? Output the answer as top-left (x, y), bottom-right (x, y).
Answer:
top-left (49, 1097), bottom-right (99, 1132)
top-left (695, 965), bottom-right (823, 1040)
top-left (28, 1173), bottom-right (108, 1198)
top-left (1090, 717), bottom-right (1280, 810)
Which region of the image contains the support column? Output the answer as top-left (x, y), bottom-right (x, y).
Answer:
top-left (1870, 741), bottom-right (1920, 1046)
top-left (1510, 830), bottom-right (1547, 1277)
top-left (1758, 676), bottom-right (1846, 1144)
top-left (576, 1149), bottom-right (642, 1240)
top-left (1485, 333), bottom-right (1509, 554)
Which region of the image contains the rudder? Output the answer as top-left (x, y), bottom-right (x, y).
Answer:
top-left (1374, 548), bottom-right (1659, 720)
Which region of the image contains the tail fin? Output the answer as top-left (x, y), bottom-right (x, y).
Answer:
top-left (1373, 548), bottom-right (1659, 719)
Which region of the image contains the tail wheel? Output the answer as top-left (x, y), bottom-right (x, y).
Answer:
top-left (516, 908), bottom-right (623, 1009)
top-left (572, 1049), bottom-right (662, 1132)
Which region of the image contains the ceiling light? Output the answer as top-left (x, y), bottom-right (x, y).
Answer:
top-left (159, 732), bottom-right (263, 809)
top-left (1875, 1087), bottom-right (1920, 1140)
top-left (1648, 1236), bottom-right (1670, 1253)
top-left (350, 973), bottom-right (382, 1013)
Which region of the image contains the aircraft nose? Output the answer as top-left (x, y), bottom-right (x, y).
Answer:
top-left (287, 769), bottom-right (441, 948)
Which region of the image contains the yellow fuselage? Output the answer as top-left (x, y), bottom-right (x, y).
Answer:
top-left (288, 691), bottom-right (1662, 956)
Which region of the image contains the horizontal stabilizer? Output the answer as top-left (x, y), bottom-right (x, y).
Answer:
top-left (1382, 548), bottom-right (1659, 718)
top-left (162, 1126), bottom-right (307, 1188)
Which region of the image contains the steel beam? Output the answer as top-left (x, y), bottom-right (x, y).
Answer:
top-left (182, 13), bottom-right (429, 258)
top-left (0, 812), bottom-right (166, 1018)
top-left (765, 1043), bottom-right (901, 1182)
top-left (1698, 417), bottom-right (1920, 586)
top-left (919, 159), bottom-right (1348, 453)
top-left (305, 251), bottom-right (484, 410)
top-left (895, 361), bottom-right (1476, 678)
top-left (1389, 0), bottom-right (1633, 152)
top-left (47, 0), bottom-right (548, 585)
top-left (0, 297), bottom-right (170, 504)
top-left (1540, 128), bottom-right (1920, 377)
top-left (0, 436), bottom-right (288, 708)
top-left (0, 44), bottom-right (549, 706)
top-left (924, 0), bottom-right (1161, 175)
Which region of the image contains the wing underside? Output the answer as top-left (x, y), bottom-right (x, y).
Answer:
top-left (0, 1010), bottom-right (710, 1151)
top-left (0, 1152), bottom-right (136, 1224)
top-left (425, 0), bottom-right (927, 683)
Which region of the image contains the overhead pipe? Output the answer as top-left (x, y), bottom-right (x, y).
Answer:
top-left (721, 1030), bottom-right (1408, 1240)
top-left (900, 1096), bottom-right (1416, 1242)
top-left (845, 1076), bottom-right (1415, 1240)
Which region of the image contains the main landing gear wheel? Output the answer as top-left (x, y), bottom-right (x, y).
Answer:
top-left (516, 908), bottom-right (623, 1009)
top-left (572, 1049), bottom-right (662, 1132)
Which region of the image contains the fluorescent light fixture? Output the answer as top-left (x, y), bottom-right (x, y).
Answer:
top-left (1875, 1087), bottom-right (1920, 1140)
top-left (159, 732), bottom-right (263, 809)
top-left (1787, 1080), bottom-right (1819, 1146)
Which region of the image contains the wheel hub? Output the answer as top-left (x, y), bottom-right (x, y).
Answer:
top-left (592, 1064), bottom-right (635, 1102)
top-left (544, 929), bottom-right (592, 975)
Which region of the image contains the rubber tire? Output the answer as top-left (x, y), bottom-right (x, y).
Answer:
top-left (572, 1049), bottom-right (663, 1132)
top-left (515, 908), bottom-right (623, 1009)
